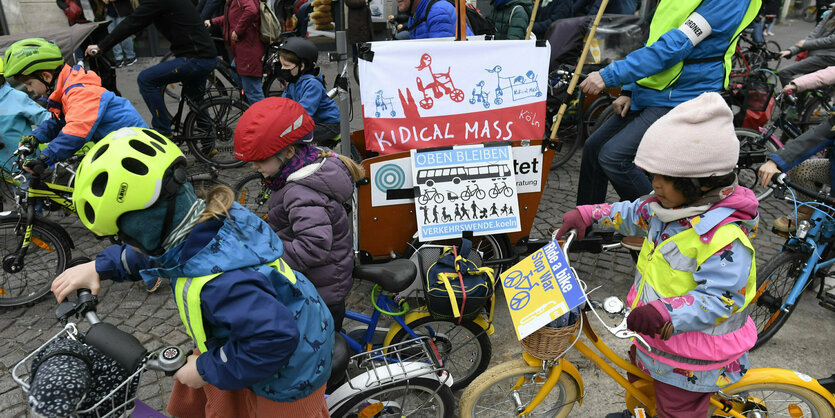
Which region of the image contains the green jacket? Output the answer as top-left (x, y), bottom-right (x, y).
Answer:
top-left (489, 0), bottom-right (532, 40)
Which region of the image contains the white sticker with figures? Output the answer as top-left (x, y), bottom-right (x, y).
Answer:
top-left (359, 40), bottom-right (549, 155)
top-left (410, 144), bottom-right (521, 240)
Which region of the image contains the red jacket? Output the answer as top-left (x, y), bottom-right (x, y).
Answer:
top-left (212, 0), bottom-right (264, 77)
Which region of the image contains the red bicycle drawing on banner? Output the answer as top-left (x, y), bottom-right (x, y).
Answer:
top-left (414, 53), bottom-right (465, 110)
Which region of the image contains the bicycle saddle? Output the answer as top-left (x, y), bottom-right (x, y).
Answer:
top-left (353, 259), bottom-right (417, 293)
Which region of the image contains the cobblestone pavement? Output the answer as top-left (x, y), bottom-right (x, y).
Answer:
top-left (2, 19), bottom-right (835, 416)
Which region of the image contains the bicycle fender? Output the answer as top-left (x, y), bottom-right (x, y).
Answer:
top-left (518, 357), bottom-right (585, 414)
top-left (519, 353), bottom-right (585, 408)
top-left (382, 311), bottom-right (494, 347)
top-left (725, 368), bottom-right (835, 406)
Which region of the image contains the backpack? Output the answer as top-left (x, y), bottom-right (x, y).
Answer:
top-left (423, 238), bottom-right (495, 322)
top-left (259, 0), bottom-right (284, 44)
top-left (408, 0), bottom-right (495, 36)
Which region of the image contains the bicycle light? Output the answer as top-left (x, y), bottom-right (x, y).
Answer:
top-left (797, 219), bottom-right (812, 239)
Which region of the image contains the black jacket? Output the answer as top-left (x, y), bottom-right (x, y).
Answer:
top-left (99, 0), bottom-right (217, 58)
top-left (532, 0), bottom-right (573, 39)
top-left (106, 0), bottom-right (134, 17)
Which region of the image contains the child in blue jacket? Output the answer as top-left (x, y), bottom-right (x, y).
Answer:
top-left (277, 37), bottom-right (342, 147)
top-left (0, 58), bottom-right (50, 171)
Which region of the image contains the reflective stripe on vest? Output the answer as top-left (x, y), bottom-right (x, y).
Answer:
top-left (636, 0), bottom-right (760, 91)
top-left (633, 223), bottom-right (757, 329)
top-left (174, 257), bottom-right (296, 353)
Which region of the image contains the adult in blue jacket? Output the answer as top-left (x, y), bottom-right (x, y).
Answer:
top-left (575, 0), bottom-right (760, 205)
top-left (398, 0), bottom-right (473, 39)
top-left (52, 127), bottom-right (333, 416)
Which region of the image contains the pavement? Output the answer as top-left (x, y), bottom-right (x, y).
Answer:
top-left (2, 18), bottom-right (835, 417)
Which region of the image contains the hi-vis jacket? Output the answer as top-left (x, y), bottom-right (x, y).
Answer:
top-left (599, 0), bottom-right (760, 110)
top-left (32, 64), bottom-right (147, 164)
top-left (577, 187), bottom-right (759, 392)
top-left (95, 203), bottom-right (333, 402)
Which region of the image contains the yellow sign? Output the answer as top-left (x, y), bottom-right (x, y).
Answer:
top-left (500, 240), bottom-right (585, 340)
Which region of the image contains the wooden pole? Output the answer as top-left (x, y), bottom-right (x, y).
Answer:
top-left (456, 0), bottom-right (468, 40)
top-left (525, 0), bottom-right (542, 40)
top-left (549, 0), bottom-right (610, 140)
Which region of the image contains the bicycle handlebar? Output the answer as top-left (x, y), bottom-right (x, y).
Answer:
top-left (774, 173), bottom-right (835, 206)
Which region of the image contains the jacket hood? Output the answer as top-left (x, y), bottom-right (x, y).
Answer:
top-left (141, 203), bottom-right (285, 280)
top-left (47, 64), bottom-right (103, 109)
top-left (286, 155), bottom-right (354, 203)
top-left (695, 186), bottom-right (760, 242)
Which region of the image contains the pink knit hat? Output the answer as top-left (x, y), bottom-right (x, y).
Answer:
top-left (634, 92), bottom-right (738, 178)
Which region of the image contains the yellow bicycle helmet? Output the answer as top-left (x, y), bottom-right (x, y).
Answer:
top-left (0, 57), bottom-right (4, 76)
top-left (3, 38), bottom-right (64, 78)
top-left (74, 127), bottom-right (187, 238)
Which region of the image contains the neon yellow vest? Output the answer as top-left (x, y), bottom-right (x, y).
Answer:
top-left (633, 222), bottom-right (757, 316)
top-left (636, 0), bottom-right (761, 91)
top-left (174, 258), bottom-right (296, 353)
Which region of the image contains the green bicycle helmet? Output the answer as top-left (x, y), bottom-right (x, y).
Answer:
top-left (3, 38), bottom-right (64, 78)
top-left (0, 58), bottom-right (4, 76)
top-left (74, 127), bottom-right (187, 238)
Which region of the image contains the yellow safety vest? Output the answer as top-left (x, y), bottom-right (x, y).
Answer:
top-left (174, 257), bottom-right (296, 353)
top-left (636, 0), bottom-right (761, 91)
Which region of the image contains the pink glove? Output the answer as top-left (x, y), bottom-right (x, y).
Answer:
top-left (553, 209), bottom-right (592, 241)
top-left (627, 304), bottom-right (672, 339)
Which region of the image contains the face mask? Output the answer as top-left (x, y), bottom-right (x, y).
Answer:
top-left (277, 68), bottom-right (300, 83)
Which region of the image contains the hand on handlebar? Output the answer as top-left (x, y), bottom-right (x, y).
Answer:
top-left (174, 354), bottom-right (208, 388)
top-left (627, 303), bottom-right (673, 340)
top-left (552, 209), bottom-right (592, 241)
top-left (52, 261), bottom-right (100, 303)
top-left (85, 44), bottom-right (100, 57)
top-left (782, 82), bottom-right (797, 95)
top-left (23, 154), bottom-right (48, 174)
top-left (578, 71), bottom-right (606, 95)
top-left (758, 160), bottom-right (782, 188)
top-left (780, 50), bottom-right (792, 59)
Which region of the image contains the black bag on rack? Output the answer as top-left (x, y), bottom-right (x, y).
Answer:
top-left (423, 237), bottom-right (495, 322)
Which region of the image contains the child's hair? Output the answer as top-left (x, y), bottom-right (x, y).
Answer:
top-left (318, 148), bottom-right (366, 182)
top-left (14, 68), bottom-right (61, 85)
top-left (665, 172), bottom-right (737, 203)
top-left (198, 185), bottom-right (236, 222)
top-left (0, 75), bottom-right (5, 86)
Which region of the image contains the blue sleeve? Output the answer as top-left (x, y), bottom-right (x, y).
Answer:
top-left (293, 78), bottom-right (326, 120)
top-left (40, 131), bottom-right (89, 164)
top-left (600, 0), bottom-right (744, 88)
top-left (94, 245), bottom-right (151, 282)
top-left (32, 117), bottom-right (63, 144)
top-left (662, 238), bottom-right (753, 333)
top-left (427, 2), bottom-right (457, 37)
top-left (17, 94), bottom-right (50, 127)
top-left (195, 271), bottom-right (300, 389)
top-left (583, 198), bottom-right (652, 237)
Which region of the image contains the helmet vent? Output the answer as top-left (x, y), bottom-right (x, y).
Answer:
top-left (143, 129), bottom-right (169, 148)
top-left (91, 172), bottom-right (108, 197)
top-left (91, 144), bottom-right (109, 162)
top-left (129, 139), bottom-right (157, 157)
top-left (122, 158), bottom-right (149, 175)
top-left (149, 142), bottom-right (165, 153)
top-left (84, 202), bottom-right (95, 224)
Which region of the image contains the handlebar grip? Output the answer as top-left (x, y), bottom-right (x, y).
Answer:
top-left (89, 48), bottom-right (99, 56)
top-left (85, 322), bottom-right (148, 373)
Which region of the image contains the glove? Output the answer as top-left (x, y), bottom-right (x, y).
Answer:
top-left (23, 154), bottom-right (48, 175)
top-left (553, 209), bottom-right (592, 241)
top-left (19, 135), bottom-right (38, 151)
top-left (627, 303), bottom-right (672, 339)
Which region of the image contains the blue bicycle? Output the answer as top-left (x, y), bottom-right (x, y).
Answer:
top-left (345, 258), bottom-right (493, 391)
top-left (750, 174), bottom-right (835, 349)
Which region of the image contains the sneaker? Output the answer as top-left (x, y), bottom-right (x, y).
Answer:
top-left (767, 31), bottom-right (775, 36)
top-left (773, 211), bottom-right (813, 233)
top-left (115, 59), bottom-right (125, 68)
top-left (124, 57), bottom-right (138, 66)
top-left (146, 277), bottom-right (162, 293)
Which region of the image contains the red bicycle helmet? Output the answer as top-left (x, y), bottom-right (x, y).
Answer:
top-left (234, 97), bottom-right (316, 162)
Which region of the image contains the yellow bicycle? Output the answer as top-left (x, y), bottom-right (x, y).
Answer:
top-left (459, 231), bottom-right (835, 417)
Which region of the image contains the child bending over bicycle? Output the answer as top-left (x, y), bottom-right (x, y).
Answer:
top-left (0, 57), bottom-right (50, 170)
top-left (234, 97), bottom-right (364, 331)
top-left (554, 92), bottom-right (759, 418)
top-left (277, 37), bottom-right (342, 146)
top-left (759, 65), bottom-right (835, 233)
top-left (2, 38), bottom-right (147, 174)
top-left (51, 127), bottom-right (333, 416)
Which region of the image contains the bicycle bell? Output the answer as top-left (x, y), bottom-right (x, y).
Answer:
top-left (148, 346), bottom-right (187, 376)
top-left (602, 296), bottom-right (625, 315)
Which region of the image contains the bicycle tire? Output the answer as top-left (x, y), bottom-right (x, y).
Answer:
top-left (749, 250), bottom-right (807, 350)
top-left (458, 358), bottom-right (580, 418)
top-left (331, 377), bottom-right (455, 418)
top-left (765, 40), bottom-right (782, 70)
top-left (184, 96), bottom-right (248, 169)
top-left (159, 56), bottom-right (236, 116)
top-left (708, 382), bottom-right (834, 417)
top-left (0, 217), bottom-right (71, 307)
top-left (188, 175), bottom-right (231, 200)
top-left (583, 96), bottom-right (614, 136)
top-left (262, 75), bottom-right (286, 98)
top-left (735, 128), bottom-right (777, 201)
top-left (800, 95), bottom-right (831, 133)
top-left (233, 172), bottom-right (271, 219)
top-left (389, 317), bottom-right (491, 391)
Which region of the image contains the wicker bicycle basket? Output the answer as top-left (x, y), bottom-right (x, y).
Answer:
top-left (520, 319), bottom-right (582, 361)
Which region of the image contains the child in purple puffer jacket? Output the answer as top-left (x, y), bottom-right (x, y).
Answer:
top-left (234, 97), bottom-right (364, 331)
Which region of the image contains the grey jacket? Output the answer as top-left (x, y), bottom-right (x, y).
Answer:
top-left (790, 14), bottom-right (835, 57)
top-left (267, 156), bottom-right (355, 305)
top-left (770, 115), bottom-right (835, 173)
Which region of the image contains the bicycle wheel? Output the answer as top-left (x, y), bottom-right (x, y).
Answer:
top-left (583, 96), bottom-right (614, 136)
top-left (160, 58), bottom-right (236, 117)
top-left (184, 96), bottom-right (248, 169)
top-left (800, 95), bottom-right (831, 133)
top-left (749, 250), bottom-right (806, 350)
top-left (188, 175), bottom-right (231, 200)
top-left (233, 172), bottom-right (271, 219)
top-left (390, 317), bottom-right (491, 391)
top-left (548, 119), bottom-right (585, 170)
top-left (765, 40), bottom-right (782, 70)
top-left (709, 383), bottom-right (835, 417)
top-left (459, 358), bottom-right (580, 418)
top-left (262, 75), bottom-right (286, 98)
top-left (0, 217), bottom-right (71, 307)
top-left (331, 377), bottom-right (455, 418)
top-left (735, 128), bottom-right (778, 201)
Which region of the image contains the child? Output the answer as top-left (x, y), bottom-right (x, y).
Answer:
top-left (51, 127), bottom-right (333, 416)
top-left (277, 37), bottom-right (342, 146)
top-left (489, 0), bottom-right (532, 40)
top-left (554, 92), bottom-right (758, 418)
top-left (2, 38), bottom-right (147, 173)
top-left (234, 97), bottom-right (364, 331)
top-left (0, 58), bottom-right (50, 171)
